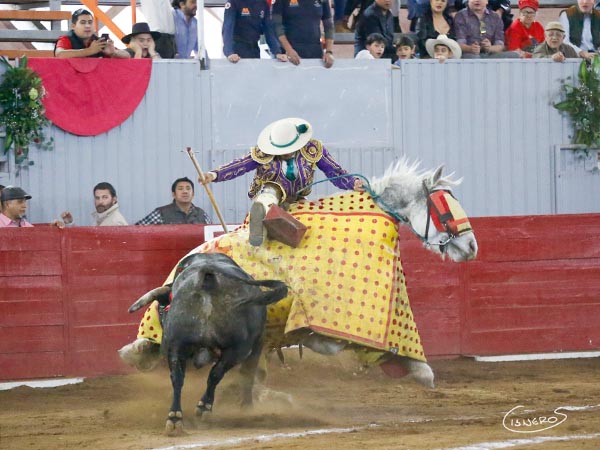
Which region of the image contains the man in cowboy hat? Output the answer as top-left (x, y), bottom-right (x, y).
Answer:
top-left (425, 34), bottom-right (462, 62)
top-left (122, 22), bottom-right (162, 59)
top-left (201, 118), bottom-right (363, 246)
top-left (0, 186), bottom-right (34, 227)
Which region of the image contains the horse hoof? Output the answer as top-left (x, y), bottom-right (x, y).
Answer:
top-left (118, 339), bottom-right (160, 372)
top-left (165, 411), bottom-right (184, 436)
top-left (408, 361), bottom-right (435, 388)
top-left (195, 402), bottom-right (212, 417)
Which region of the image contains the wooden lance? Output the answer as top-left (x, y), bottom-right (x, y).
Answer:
top-left (185, 147), bottom-right (229, 234)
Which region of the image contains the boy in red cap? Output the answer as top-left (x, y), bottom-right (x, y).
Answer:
top-left (505, 0), bottom-right (545, 57)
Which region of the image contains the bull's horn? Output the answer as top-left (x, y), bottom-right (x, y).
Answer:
top-left (128, 286), bottom-right (171, 313)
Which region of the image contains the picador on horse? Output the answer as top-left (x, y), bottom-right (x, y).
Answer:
top-left (118, 117), bottom-right (479, 435)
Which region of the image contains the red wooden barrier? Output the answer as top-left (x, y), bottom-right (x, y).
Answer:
top-left (1, 215), bottom-right (599, 381)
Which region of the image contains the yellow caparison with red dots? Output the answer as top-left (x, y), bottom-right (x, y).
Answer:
top-left (139, 191), bottom-right (425, 362)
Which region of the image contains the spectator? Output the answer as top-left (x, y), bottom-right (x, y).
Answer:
top-left (334, 0), bottom-right (349, 32)
top-left (533, 21), bottom-right (579, 61)
top-left (141, 0), bottom-right (177, 58)
top-left (425, 34), bottom-right (462, 61)
top-left (222, 0), bottom-right (288, 62)
top-left (54, 9), bottom-right (130, 58)
top-left (200, 118), bottom-right (363, 246)
top-left (122, 23), bottom-right (162, 59)
top-left (505, 0), bottom-right (544, 57)
top-left (0, 186), bottom-right (33, 227)
top-left (354, 0), bottom-right (396, 60)
top-left (394, 35), bottom-right (417, 64)
top-left (173, 0), bottom-right (198, 58)
top-left (488, 0), bottom-right (513, 31)
top-left (61, 182), bottom-right (128, 226)
top-left (415, 0), bottom-right (455, 59)
top-left (355, 32), bottom-right (387, 58)
top-left (271, 0), bottom-right (336, 68)
top-left (136, 177), bottom-right (210, 225)
top-left (559, 0), bottom-right (600, 60)
top-left (456, 0), bottom-right (512, 30)
top-left (454, 0), bottom-right (512, 58)
top-left (344, 0), bottom-right (373, 32)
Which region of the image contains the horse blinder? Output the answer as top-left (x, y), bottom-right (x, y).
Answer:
top-left (427, 190), bottom-right (472, 238)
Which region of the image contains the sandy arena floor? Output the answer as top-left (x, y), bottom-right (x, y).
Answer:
top-left (1, 351), bottom-right (599, 450)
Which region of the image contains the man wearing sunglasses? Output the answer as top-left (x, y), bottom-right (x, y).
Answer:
top-left (54, 9), bottom-right (130, 58)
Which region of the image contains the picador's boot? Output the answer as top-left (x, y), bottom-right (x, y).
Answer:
top-left (249, 184), bottom-right (282, 246)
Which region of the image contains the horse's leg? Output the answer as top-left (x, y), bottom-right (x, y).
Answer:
top-left (385, 355), bottom-right (435, 388)
top-left (301, 332), bottom-right (347, 355)
top-left (166, 352), bottom-right (187, 436)
top-left (196, 351), bottom-right (237, 417)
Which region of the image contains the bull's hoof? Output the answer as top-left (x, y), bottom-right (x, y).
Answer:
top-left (165, 411), bottom-right (184, 436)
top-left (195, 401), bottom-right (212, 418)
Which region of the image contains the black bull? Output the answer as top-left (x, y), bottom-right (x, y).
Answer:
top-left (143, 253), bottom-right (288, 435)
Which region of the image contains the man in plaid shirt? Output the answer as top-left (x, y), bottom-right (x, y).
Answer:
top-left (136, 177), bottom-right (211, 225)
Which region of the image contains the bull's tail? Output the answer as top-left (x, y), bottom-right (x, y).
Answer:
top-left (238, 279), bottom-right (288, 307)
top-left (128, 286), bottom-right (171, 313)
top-left (198, 260), bottom-right (288, 307)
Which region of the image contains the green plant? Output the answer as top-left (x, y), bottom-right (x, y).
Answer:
top-left (0, 56), bottom-right (53, 169)
top-left (554, 55), bottom-right (600, 148)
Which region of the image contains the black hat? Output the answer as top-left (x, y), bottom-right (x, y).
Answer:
top-left (122, 22), bottom-right (161, 45)
top-left (1, 186), bottom-right (32, 202)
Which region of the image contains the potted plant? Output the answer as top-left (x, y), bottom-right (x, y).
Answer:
top-left (554, 55), bottom-right (600, 149)
top-left (0, 56), bottom-right (53, 172)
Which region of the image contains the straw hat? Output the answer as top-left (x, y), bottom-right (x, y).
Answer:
top-left (425, 34), bottom-right (462, 59)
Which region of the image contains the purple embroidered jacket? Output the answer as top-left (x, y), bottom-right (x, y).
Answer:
top-left (213, 139), bottom-right (356, 202)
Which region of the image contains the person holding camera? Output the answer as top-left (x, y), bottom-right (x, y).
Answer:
top-left (54, 9), bottom-right (130, 58)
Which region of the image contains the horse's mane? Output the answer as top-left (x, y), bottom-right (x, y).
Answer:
top-left (369, 158), bottom-right (462, 196)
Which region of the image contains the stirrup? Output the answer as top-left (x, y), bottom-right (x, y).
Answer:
top-left (249, 202), bottom-right (266, 246)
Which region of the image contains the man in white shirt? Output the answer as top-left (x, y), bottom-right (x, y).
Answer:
top-left (141, 0), bottom-right (177, 58)
top-left (559, 0), bottom-right (600, 59)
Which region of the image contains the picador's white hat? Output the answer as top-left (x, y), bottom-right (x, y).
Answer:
top-left (257, 118), bottom-right (313, 156)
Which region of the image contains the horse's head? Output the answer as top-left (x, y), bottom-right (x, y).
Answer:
top-left (370, 160), bottom-right (478, 262)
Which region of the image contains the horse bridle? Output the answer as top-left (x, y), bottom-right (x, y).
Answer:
top-left (373, 181), bottom-right (472, 253)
